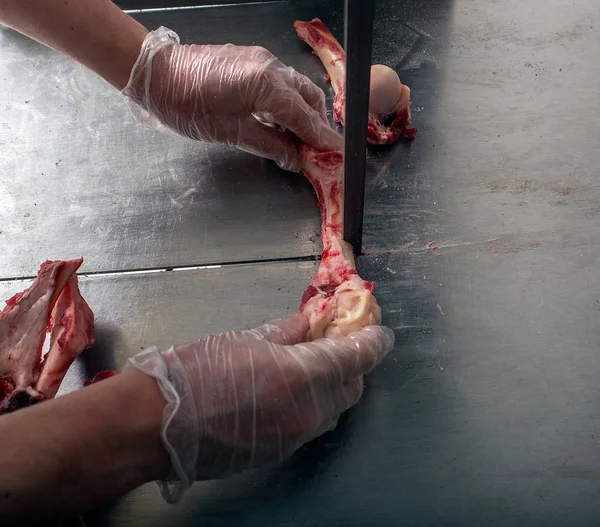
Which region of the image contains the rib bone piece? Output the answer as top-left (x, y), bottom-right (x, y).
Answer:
top-left (299, 146), bottom-right (381, 340)
top-left (294, 18), bottom-right (417, 144)
top-left (0, 259), bottom-right (95, 413)
top-left (36, 272), bottom-right (95, 399)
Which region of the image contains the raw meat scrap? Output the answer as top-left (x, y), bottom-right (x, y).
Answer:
top-left (294, 18), bottom-right (417, 144)
top-left (0, 259), bottom-right (95, 414)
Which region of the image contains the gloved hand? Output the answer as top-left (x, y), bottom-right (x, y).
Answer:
top-left (126, 312), bottom-right (394, 503)
top-left (122, 27), bottom-right (343, 172)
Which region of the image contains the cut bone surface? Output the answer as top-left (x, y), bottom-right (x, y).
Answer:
top-left (294, 18), bottom-right (417, 144)
top-left (0, 259), bottom-right (95, 413)
top-left (299, 146), bottom-right (381, 340)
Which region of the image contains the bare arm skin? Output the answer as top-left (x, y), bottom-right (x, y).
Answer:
top-left (0, 0), bottom-right (148, 89)
top-left (0, 370), bottom-right (170, 524)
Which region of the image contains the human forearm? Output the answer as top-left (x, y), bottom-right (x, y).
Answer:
top-left (0, 369), bottom-right (169, 523)
top-left (0, 0), bottom-right (148, 89)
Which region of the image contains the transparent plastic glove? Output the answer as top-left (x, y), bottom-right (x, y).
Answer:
top-left (122, 27), bottom-right (343, 171)
top-left (125, 312), bottom-right (394, 503)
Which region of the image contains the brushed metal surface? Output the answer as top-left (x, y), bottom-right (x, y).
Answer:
top-left (0, 261), bottom-right (317, 394)
top-left (2, 0), bottom-right (600, 525)
top-left (0, 24), bottom-right (319, 278)
top-left (0, 0), bottom-right (419, 279)
top-left (0, 4), bottom-right (310, 277)
top-left (96, 0), bottom-right (600, 524)
top-left (116, 0), bottom-right (281, 10)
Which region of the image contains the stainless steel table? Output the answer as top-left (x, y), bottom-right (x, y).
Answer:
top-left (2, 0), bottom-right (600, 525)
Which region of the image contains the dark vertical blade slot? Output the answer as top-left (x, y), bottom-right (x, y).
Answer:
top-left (343, 0), bottom-right (375, 255)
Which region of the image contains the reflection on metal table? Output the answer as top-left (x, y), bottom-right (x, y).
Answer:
top-left (2, 0), bottom-right (600, 525)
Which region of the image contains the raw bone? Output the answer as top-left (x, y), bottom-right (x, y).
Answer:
top-left (294, 18), bottom-right (417, 144)
top-left (299, 146), bottom-right (381, 340)
top-left (36, 272), bottom-right (95, 398)
top-left (0, 259), bottom-right (95, 413)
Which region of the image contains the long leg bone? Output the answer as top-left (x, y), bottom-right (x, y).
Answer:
top-left (299, 146), bottom-right (381, 340)
top-left (294, 18), bottom-right (417, 144)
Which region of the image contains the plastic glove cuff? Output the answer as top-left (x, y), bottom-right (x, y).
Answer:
top-left (121, 26), bottom-right (180, 128)
top-left (125, 346), bottom-right (198, 504)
